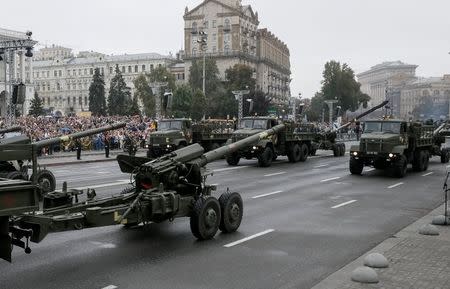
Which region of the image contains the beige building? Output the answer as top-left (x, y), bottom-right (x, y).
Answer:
top-left (33, 46), bottom-right (175, 115)
top-left (183, 0), bottom-right (291, 104)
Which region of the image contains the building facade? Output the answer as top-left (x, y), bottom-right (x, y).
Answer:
top-left (33, 46), bottom-right (175, 115)
top-left (183, 0), bottom-right (291, 105)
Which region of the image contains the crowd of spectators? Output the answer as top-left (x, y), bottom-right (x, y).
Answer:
top-left (1, 115), bottom-right (157, 154)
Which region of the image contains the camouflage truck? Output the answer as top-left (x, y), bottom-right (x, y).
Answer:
top-left (147, 119), bottom-right (234, 158)
top-left (349, 119), bottom-right (434, 177)
top-left (226, 117), bottom-right (316, 167)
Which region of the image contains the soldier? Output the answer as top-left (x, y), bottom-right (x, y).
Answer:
top-left (75, 139), bottom-right (82, 160)
top-left (104, 133), bottom-right (110, 158)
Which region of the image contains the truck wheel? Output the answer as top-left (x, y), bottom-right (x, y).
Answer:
top-left (299, 144), bottom-right (309, 162)
top-left (393, 155), bottom-right (407, 178)
top-left (349, 158), bottom-right (364, 175)
top-left (258, 146), bottom-right (274, 167)
top-left (31, 169), bottom-right (56, 194)
top-left (218, 192), bottom-right (243, 233)
top-left (423, 151), bottom-right (430, 171)
top-left (190, 197), bottom-right (221, 240)
top-left (226, 152), bottom-right (240, 166)
top-left (441, 149), bottom-right (450, 163)
top-left (412, 151), bottom-right (424, 171)
top-left (339, 144), bottom-right (346, 156)
top-left (288, 144), bottom-right (298, 163)
top-left (333, 145), bottom-right (340, 157)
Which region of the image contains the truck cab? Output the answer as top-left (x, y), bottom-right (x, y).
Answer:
top-left (147, 119), bottom-right (192, 158)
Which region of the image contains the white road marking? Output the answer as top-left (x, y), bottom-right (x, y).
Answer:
top-left (264, 172), bottom-right (286, 177)
top-left (314, 164), bottom-right (329, 168)
top-left (422, 172), bottom-right (434, 177)
top-left (252, 190), bottom-right (283, 199)
top-left (365, 168), bottom-right (375, 172)
top-left (320, 177), bottom-right (341, 183)
top-left (102, 285), bottom-right (118, 289)
top-left (74, 180), bottom-right (130, 190)
top-left (224, 229), bottom-right (275, 248)
top-left (388, 182), bottom-right (404, 189)
top-left (97, 171), bottom-right (109, 174)
top-left (331, 200), bottom-right (357, 209)
top-left (90, 241), bottom-right (117, 249)
top-left (213, 166), bottom-right (250, 172)
top-left (447, 165), bottom-right (450, 169)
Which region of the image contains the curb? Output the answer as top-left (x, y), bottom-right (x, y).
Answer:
top-left (43, 157), bottom-right (117, 167)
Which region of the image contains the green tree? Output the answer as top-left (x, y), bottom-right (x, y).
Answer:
top-left (128, 95), bottom-right (141, 116)
top-left (305, 92), bottom-right (325, 121)
top-left (189, 58), bottom-right (222, 96)
top-left (133, 74), bottom-right (155, 116)
top-left (28, 91), bottom-right (44, 116)
top-left (172, 84), bottom-right (193, 118)
top-left (245, 90), bottom-right (271, 116)
top-left (320, 60), bottom-right (370, 113)
top-left (225, 64), bottom-right (256, 92)
top-left (190, 89), bottom-right (206, 121)
top-left (88, 68), bottom-right (107, 115)
top-left (108, 65), bottom-right (131, 115)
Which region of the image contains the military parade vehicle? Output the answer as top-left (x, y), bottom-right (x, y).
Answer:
top-left (226, 117), bottom-right (316, 167)
top-left (0, 123), bottom-right (126, 196)
top-left (147, 118), bottom-right (234, 158)
top-left (0, 123), bottom-right (283, 263)
top-left (431, 122), bottom-right (450, 163)
top-left (349, 119), bottom-right (434, 177)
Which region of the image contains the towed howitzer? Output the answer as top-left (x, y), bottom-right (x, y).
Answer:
top-left (333, 100), bottom-right (389, 132)
top-left (0, 126), bottom-right (22, 135)
top-left (1, 124), bottom-right (283, 263)
top-left (0, 122), bottom-right (126, 195)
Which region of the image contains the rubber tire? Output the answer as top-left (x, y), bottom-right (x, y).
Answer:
top-left (392, 155), bottom-right (407, 178)
top-left (299, 144), bottom-right (309, 162)
top-left (218, 192), bottom-right (243, 233)
top-left (340, 143), bottom-right (346, 156)
top-left (258, 146), bottom-right (274, 167)
top-left (333, 145), bottom-right (340, 157)
top-left (288, 144), bottom-right (301, 163)
top-left (349, 158), bottom-right (364, 175)
top-left (441, 149), bottom-right (449, 164)
top-left (31, 169), bottom-right (56, 194)
top-left (226, 152), bottom-right (240, 166)
top-left (190, 197), bottom-right (221, 240)
top-left (6, 170), bottom-right (25, 180)
top-left (412, 151), bottom-right (423, 172)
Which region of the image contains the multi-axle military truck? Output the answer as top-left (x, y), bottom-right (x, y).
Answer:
top-left (0, 123), bottom-right (283, 263)
top-left (226, 117), bottom-right (316, 167)
top-left (147, 118), bottom-right (234, 158)
top-left (349, 119), bottom-right (434, 177)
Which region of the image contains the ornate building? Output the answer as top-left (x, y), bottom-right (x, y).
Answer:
top-left (183, 0), bottom-right (291, 104)
top-left (33, 45), bottom-right (175, 115)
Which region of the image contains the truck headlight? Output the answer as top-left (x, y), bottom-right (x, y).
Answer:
top-left (252, 146), bottom-right (257, 150)
top-left (389, 153), bottom-right (394, 158)
top-left (167, 145), bottom-right (171, 148)
top-left (352, 151), bottom-right (358, 156)
top-left (145, 144), bottom-right (149, 148)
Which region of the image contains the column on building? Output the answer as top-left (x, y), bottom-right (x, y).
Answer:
top-left (19, 51), bottom-right (25, 82)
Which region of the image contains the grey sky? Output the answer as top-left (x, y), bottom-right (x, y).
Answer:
top-left (2, 0), bottom-right (449, 99)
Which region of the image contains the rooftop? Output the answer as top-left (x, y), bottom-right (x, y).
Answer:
top-left (358, 61), bottom-right (418, 77)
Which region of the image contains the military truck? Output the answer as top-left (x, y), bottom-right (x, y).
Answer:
top-left (226, 117), bottom-right (316, 167)
top-left (147, 118), bottom-right (234, 158)
top-left (431, 122), bottom-right (450, 163)
top-left (0, 123), bottom-right (283, 263)
top-left (349, 119), bottom-right (434, 177)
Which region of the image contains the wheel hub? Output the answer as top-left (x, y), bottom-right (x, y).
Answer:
top-left (39, 178), bottom-right (51, 192)
top-left (205, 208), bottom-right (217, 228)
top-left (229, 203), bottom-right (240, 221)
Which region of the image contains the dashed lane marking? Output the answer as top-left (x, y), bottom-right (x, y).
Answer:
top-left (422, 172), bottom-right (434, 177)
top-left (224, 229), bottom-right (275, 248)
top-left (213, 166), bottom-right (250, 172)
top-left (320, 177), bottom-right (341, 183)
top-left (264, 172), bottom-right (286, 177)
top-left (388, 182), bottom-right (404, 189)
top-left (314, 164), bottom-right (329, 168)
top-left (252, 191), bottom-right (283, 199)
top-left (102, 286), bottom-right (118, 289)
top-left (331, 200), bottom-right (357, 209)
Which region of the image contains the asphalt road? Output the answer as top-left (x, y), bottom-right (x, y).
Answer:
top-left (0, 150), bottom-right (446, 289)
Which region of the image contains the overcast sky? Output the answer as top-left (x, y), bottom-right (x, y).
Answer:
top-left (2, 0), bottom-right (449, 98)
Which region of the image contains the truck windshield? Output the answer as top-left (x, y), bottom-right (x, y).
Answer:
top-left (240, 119), bottom-right (268, 129)
top-left (158, 121), bottom-right (182, 131)
top-left (365, 122), bottom-right (401, 133)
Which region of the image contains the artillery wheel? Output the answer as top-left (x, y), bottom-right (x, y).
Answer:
top-left (6, 171), bottom-right (25, 180)
top-left (190, 197), bottom-right (221, 240)
top-left (441, 149), bottom-right (450, 163)
top-left (299, 144), bottom-right (309, 162)
top-left (333, 145), bottom-right (340, 157)
top-left (218, 192), bottom-right (243, 233)
top-left (339, 143), bottom-right (346, 156)
top-left (258, 146), bottom-right (274, 167)
top-left (31, 169), bottom-right (56, 194)
top-left (226, 152), bottom-right (240, 166)
top-left (392, 155), bottom-right (407, 178)
top-left (349, 158), bottom-right (364, 175)
top-left (288, 144), bottom-right (301, 163)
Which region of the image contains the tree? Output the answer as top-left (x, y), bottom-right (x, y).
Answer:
top-left (172, 84), bottom-right (193, 118)
top-left (28, 91), bottom-right (44, 116)
top-left (305, 92), bottom-right (325, 121)
top-left (225, 64), bottom-right (256, 92)
top-left (320, 60), bottom-right (370, 113)
top-left (190, 89), bottom-right (206, 121)
top-left (108, 65), bottom-right (131, 115)
top-left (133, 74), bottom-right (155, 116)
top-left (88, 68), bottom-right (107, 116)
top-left (128, 95), bottom-right (141, 116)
top-left (245, 90), bottom-right (271, 116)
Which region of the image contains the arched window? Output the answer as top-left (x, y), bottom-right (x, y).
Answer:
top-left (224, 19), bottom-right (231, 32)
top-left (192, 47), bottom-right (197, 56)
top-left (192, 22), bottom-right (198, 34)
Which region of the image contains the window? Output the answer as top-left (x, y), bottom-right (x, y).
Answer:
top-left (59, 70), bottom-right (62, 77)
top-left (128, 66), bottom-right (132, 73)
top-left (68, 98), bottom-right (70, 104)
top-left (213, 46), bottom-right (217, 53)
top-left (135, 65), bottom-right (138, 73)
top-left (101, 67), bottom-right (104, 75)
top-left (56, 83), bottom-right (60, 91)
top-left (212, 20), bottom-right (217, 28)
top-left (72, 84), bottom-right (76, 90)
top-left (67, 70), bottom-right (70, 76)
top-left (37, 72), bottom-right (40, 78)
top-left (78, 97), bottom-right (82, 105)
top-left (109, 67), bottom-right (113, 74)
top-left (150, 64), bottom-right (154, 71)
top-left (90, 68), bottom-right (93, 75)
top-left (142, 64), bottom-right (146, 71)
top-left (47, 97), bottom-right (50, 105)
top-left (158, 64), bottom-right (162, 68)
top-left (54, 70), bottom-right (57, 77)
top-left (224, 44), bottom-right (230, 52)
top-left (192, 22), bottom-right (198, 33)
top-left (73, 96), bottom-right (76, 104)
top-left (84, 96), bottom-right (88, 105)
top-left (78, 69), bottom-right (81, 75)
top-left (203, 21), bottom-right (208, 29)
top-left (213, 33), bottom-right (217, 41)
top-left (224, 19), bottom-right (231, 31)
top-left (122, 66), bottom-right (125, 73)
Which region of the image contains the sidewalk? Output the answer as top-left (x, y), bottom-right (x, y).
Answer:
top-left (311, 204), bottom-right (450, 289)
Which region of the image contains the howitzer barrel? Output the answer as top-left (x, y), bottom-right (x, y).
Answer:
top-left (0, 126), bottom-right (22, 134)
top-left (32, 122), bottom-right (126, 149)
top-left (197, 124), bottom-right (285, 166)
top-left (334, 100), bottom-right (389, 132)
top-left (434, 123), bottom-right (446, 136)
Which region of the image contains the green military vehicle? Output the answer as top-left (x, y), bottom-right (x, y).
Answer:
top-left (431, 122), bottom-right (450, 163)
top-left (349, 119), bottom-right (434, 177)
top-left (147, 119), bottom-right (234, 158)
top-left (226, 117), bottom-right (316, 167)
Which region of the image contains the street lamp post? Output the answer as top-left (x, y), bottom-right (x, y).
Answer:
top-left (232, 90), bottom-right (250, 125)
top-left (324, 99), bottom-right (338, 124)
top-left (150, 80), bottom-right (167, 120)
